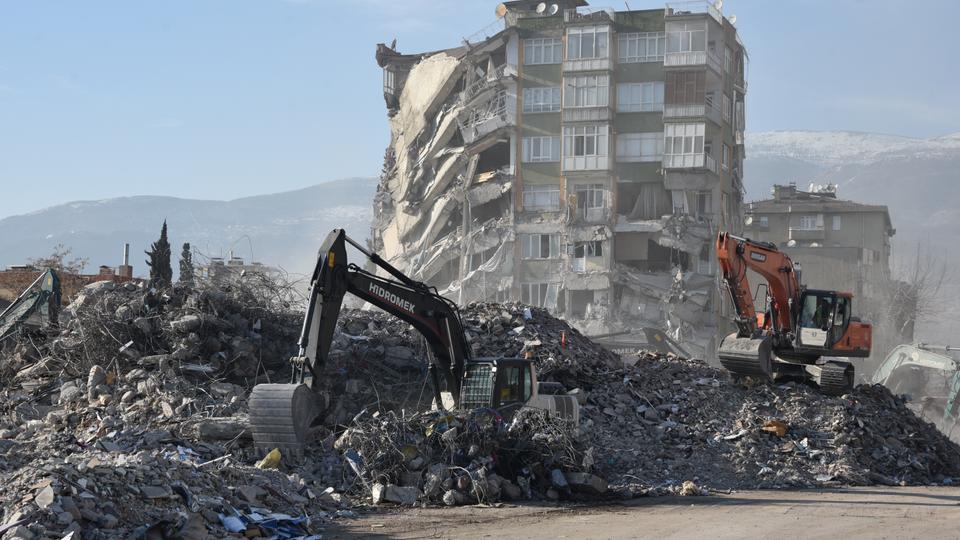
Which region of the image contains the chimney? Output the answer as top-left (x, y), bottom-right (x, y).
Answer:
top-left (117, 242), bottom-right (133, 279)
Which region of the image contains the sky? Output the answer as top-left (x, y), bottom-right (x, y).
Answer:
top-left (0, 0), bottom-right (957, 219)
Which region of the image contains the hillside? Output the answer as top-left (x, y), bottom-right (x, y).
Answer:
top-left (0, 177), bottom-right (378, 278)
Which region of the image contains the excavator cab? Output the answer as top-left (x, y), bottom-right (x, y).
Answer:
top-left (459, 358), bottom-right (535, 416)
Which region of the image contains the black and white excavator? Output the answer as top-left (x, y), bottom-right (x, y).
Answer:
top-left (249, 229), bottom-right (579, 455)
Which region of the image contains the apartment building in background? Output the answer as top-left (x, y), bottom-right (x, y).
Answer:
top-left (372, 0), bottom-right (747, 357)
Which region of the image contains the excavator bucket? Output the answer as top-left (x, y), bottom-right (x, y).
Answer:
top-left (248, 383), bottom-right (326, 458)
top-left (717, 333), bottom-right (773, 379)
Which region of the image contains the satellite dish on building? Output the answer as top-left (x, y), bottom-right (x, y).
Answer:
top-left (729, 14), bottom-right (737, 24)
top-left (548, 4), bottom-right (560, 15)
top-left (714, 0), bottom-right (723, 10)
top-left (744, 216), bottom-right (754, 226)
top-left (495, 3), bottom-right (508, 18)
top-left (536, 2), bottom-right (547, 14)
top-left (787, 239), bottom-right (798, 248)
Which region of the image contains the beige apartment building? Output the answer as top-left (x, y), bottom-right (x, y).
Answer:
top-left (372, 0), bottom-right (747, 356)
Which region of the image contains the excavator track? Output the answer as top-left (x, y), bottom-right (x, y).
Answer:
top-left (248, 383), bottom-right (324, 458)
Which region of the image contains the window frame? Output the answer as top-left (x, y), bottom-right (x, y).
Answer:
top-left (563, 124), bottom-right (608, 158)
top-left (563, 75), bottom-right (609, 108)
top-left (522, 183), bottom-right (561, 212)
top-left (616, 132), bottom-right (664, 162)
top-left (616, 82), bottom-right (664, 113)
top-left (523, 86), bottom-right (561, 113)
top-left (524, 37), bottom-right (563, 65)
top-left (618, 32), bottom-right (666, 63)
top-left (566, 25), bottom-right (610, 60)
top-left (522, 136), bottom-right (561, 163)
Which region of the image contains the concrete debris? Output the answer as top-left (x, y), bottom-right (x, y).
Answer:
top-left (0, 274), bottom-right (957, 537)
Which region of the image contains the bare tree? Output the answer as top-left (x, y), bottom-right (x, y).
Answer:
top-left (889, 242), bottom-right (954, 338)
top-left (28, 244), bottom-right (88, 275)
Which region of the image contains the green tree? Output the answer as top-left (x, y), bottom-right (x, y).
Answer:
top-left (179, 242), bottom-right (195, 287)
top-left (145, 220), bottom-right (172, 288)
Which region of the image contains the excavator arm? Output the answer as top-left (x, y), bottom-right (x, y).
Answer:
top-left (295, 229), bottom-right (470, 404)
top-left (716, 232), bottom-right (802, 340)
top-left (249, 229), bottom-right (473, 455)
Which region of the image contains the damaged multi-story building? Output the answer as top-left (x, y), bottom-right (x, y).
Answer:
top-left (372, 0), bottom-right (747, 357)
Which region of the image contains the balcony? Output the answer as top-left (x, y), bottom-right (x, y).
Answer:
top-left (563, 106), bottom-right (611, 123)
top-left (564, 57), bottom-right (612, 73)
top-left (666, 1), bottom-right (723, 24)
top-left (458, 90), bottom-right (515, 145)
top-left (573, 206), bottom-right (613, 224)
top-left (663, 153), bottom-right (718, 173)
top-left (460, 63), bottom-right (516, 106)
top-left (664, 50), bottom-right (723, 74)
top-left (789, 227), bottom-right (825, 241)
top-left (664, 101), bottom-right (722, 125)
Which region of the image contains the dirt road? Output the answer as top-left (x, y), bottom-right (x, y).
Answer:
top-left (326, 487), bottom-right (960, 539)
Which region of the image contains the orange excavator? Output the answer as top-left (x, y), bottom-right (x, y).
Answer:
top-left (715, 232), bottom-right (872, 395)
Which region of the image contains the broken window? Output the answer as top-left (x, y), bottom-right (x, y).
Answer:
top-left (722, 93), bottom-right (732, 123)
top-left (523, 86), bottom-right (561, 113)
top-left (566, 26), bottom-right (609, 60)
top-left (521, 282), bottom-right (559, 308)
top-left (382, 68), bottom-right (395, 95)
top-left (563, 75), bottom-right (609, 108)
top-left (574, 241), bottom-right (603, 258)
top-left (524, 38), bottom-right (563, 65)
top-left (522, 136), bottom-right (560, 162)
top-left (616, 132), bottom-right (663, 162)
top-left (574, 184), bottom-right (606, 220)
top-left (693, 190), bottom-right (712, 219)
top-left (522, 183), bottom-right (561, 212)
top-left (618, 32), bottom-right (665, 63)
top-left (724, 47), bottom-right (733, 73)
top-left (520, 233), bottom-right (560, 259)
top-left (722, 144), bottom-right (730, 170)
top-left (629, 182), bottom-right (671, 220)
top-left (666, 20), bottom-right (706, 54)
top-left (616, 82), bottom-right (664, 112)
top-left (833, 215), bottom-right (842, 231)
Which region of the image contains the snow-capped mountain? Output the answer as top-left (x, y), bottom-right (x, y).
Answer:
top-left (745, 129), bottom-right (960, 271)
top-left (0, 177), bottom-right (377, 278)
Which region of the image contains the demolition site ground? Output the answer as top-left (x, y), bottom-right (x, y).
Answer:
top-left (0, 278), bottom-right (958, 538)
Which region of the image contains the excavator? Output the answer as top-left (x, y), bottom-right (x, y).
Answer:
top-left (0, 268), bottom-right (61, 345)
top-left (715, 232), bottom-right (872, 395)
top-left (248, 229), bottom-right (579, 455)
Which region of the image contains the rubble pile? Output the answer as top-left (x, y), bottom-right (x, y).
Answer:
top-left (333, 408), bottom-right (596, 507)
top-left (0, 280), bottom-right (958, 536)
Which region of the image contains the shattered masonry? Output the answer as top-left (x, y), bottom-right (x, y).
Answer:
top-left (373, 0), bottom-right (748, 358)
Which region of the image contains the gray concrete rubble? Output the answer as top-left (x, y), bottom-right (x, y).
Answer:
top-left (0, 277), bottom-right (958, 537)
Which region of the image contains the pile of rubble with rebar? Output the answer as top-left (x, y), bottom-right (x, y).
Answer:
top-left (0, 277), bottom-right (958, 539)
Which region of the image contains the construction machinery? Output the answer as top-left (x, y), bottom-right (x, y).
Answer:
top-left (248, 229), bottom-right (579, 455)
top-left (0, 268), bottom-right (61, 345)
top-left (715, 232), bottom-right (872, 394)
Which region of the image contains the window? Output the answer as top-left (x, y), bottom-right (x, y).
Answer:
top-left (664, 123), bottom-right (704, 158)
top-left (567, 26), bottom-right (609, 60)
top-left (520, 233), bottom-right (560, 259)
top-left (574, 241), bottom-right (603, 258)
top-left (833, 215), bottom-right (842, 231)
top-left (564, 75), bottom-right (609, 108)
top-left (798, 215), bottom-right (821, 230)
top-left (521, 282), bottom-right (559, 308)
top-left (616, 82), bottom-right (664, 112)
top-left (522, 136), bottom-right (560, 162)
top-left (524, 38), bottom-right (563, 65)
top-left (619, 32), bottom-right (665, 63)
top-left (664, 71), bottom-right (706, 106)
top-left (383, 68), bottom-right (395, 95)
top-left (724, 47), bottom-right (733, 73)
top-left (759, 216), bottom-right (769, 228)
top-left (722, 94), bottom-right (731, 122)
top-left (693, 190), bottom-right (712, 218)
top-left (616, 132), bottom-right (664, 162)
top-left (523, 87), bottom-right (561, 113)
top-left (522, 184), bottom-right (561, 211)
top-left (563, 125), bottom-right (608, 157)
top-left (573, 184), bottom-right (606, 220)
top-left (722, 144), bottom-right (730, 170)
top-left (666, 21), bottom-right (706, 54)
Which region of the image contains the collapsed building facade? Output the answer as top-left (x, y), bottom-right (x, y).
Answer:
top-left (372, 0), bottom-right (747, 357)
